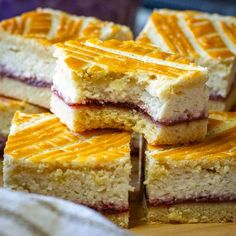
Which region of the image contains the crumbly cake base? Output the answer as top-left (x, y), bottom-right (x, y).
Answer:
top-left (0, 76), bottom-right (50, 108)
top-left (105, 212), bottom-right (129, 228)
top-left (51, 95), bottom-right (207, 145)
top-left (209, 83), bottom-right (236, 111)
top-left (147, 203), bottom-right (236, 224)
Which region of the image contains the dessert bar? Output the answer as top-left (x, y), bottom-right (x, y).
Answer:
top-left (138, 9), bottom-right (236, 111)
top-left (0, 8), bottom-right (132, 108)
top-left (4, 112), bottom-right (132, 227)
top-left (145, 112), bottom-right (236, 223)
top-left (52, 39), bottom-right (208, 145)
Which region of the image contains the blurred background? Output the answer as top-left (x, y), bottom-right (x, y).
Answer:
top-left (0, 0), bottom-right (236, 34)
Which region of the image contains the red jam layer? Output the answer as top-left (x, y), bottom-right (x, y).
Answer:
top-left (53, 89), bottom-right (208, 127)
top-left (148, 195), bottom-right (236, 207)
top-left (75, 201), bottom-right (129, 214)
top-left (0, 65), bottom-right (52, 88)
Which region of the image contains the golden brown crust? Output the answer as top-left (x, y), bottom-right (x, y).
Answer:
top-left (150, 12), bottom-right (198, 57)
top-left (55, 39), bottom-right (207, 86)
top-left (221, 21), bottom-right (236, 45)
top-left (5, 112), bottom-right (130, 167)
top-left (0, 8), bottom-right (133, 44)
top-left (138, 9), bottom-right (236, 59)
top-left (148, 111), bottom-right (236, 160)
top-left (0, 96), bottom-right (46, 136)
top-left (184, 13), bottom-right (234, 58)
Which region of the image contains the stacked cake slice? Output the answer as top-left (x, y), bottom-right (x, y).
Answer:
top-left (0, 8), bottom-right (132, 108)
top-left (4, 112), bottom-right (132, 227)
top-left (137, 9), bottom-right (236, 111)
top-left (51, 39), bottom-right (209, 145)
top-left (4, 7), bottom-right (236, 228)
top-left (2, 37), bottom-right (210, 228)
top-left (145, 112), bottom-right (236, 223)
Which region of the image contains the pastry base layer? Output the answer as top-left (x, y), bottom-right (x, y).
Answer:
top-left (0, 76), bottom-right (50, 108)
top-left (105, 212), bottom-right (129, 228)
top-left (4, 155), bottom-right (130, 228)
top-left (147, 202), bottom-right (236, 223)
top-left (209, 82), bottom-right (236, 111)
top-left (51, 94), bottom-right (207, 145)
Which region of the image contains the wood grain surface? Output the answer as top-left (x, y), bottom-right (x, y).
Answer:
top-left (1, 159), bottom-right (236, 235)
top-left (131, 223), bottom-right (236, 236)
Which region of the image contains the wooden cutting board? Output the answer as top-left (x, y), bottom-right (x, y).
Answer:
top-left (131, 223), bottom-right (236, 235)
top-left (1, 160), bottom-right (236, 236)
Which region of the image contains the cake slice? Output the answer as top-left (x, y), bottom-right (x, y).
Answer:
top-left (3, 112), bottom-right (132, 228)
top-left (0, 96), bottom-right (45, 155)
top-left (0, 8), bottom-right (132, 108)
top-left (145, 112), bottom-right (236, 223)
top-left (137, 9), bottom-right (236, 111)
top-left (51, 39), bottom-right (209, 145)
